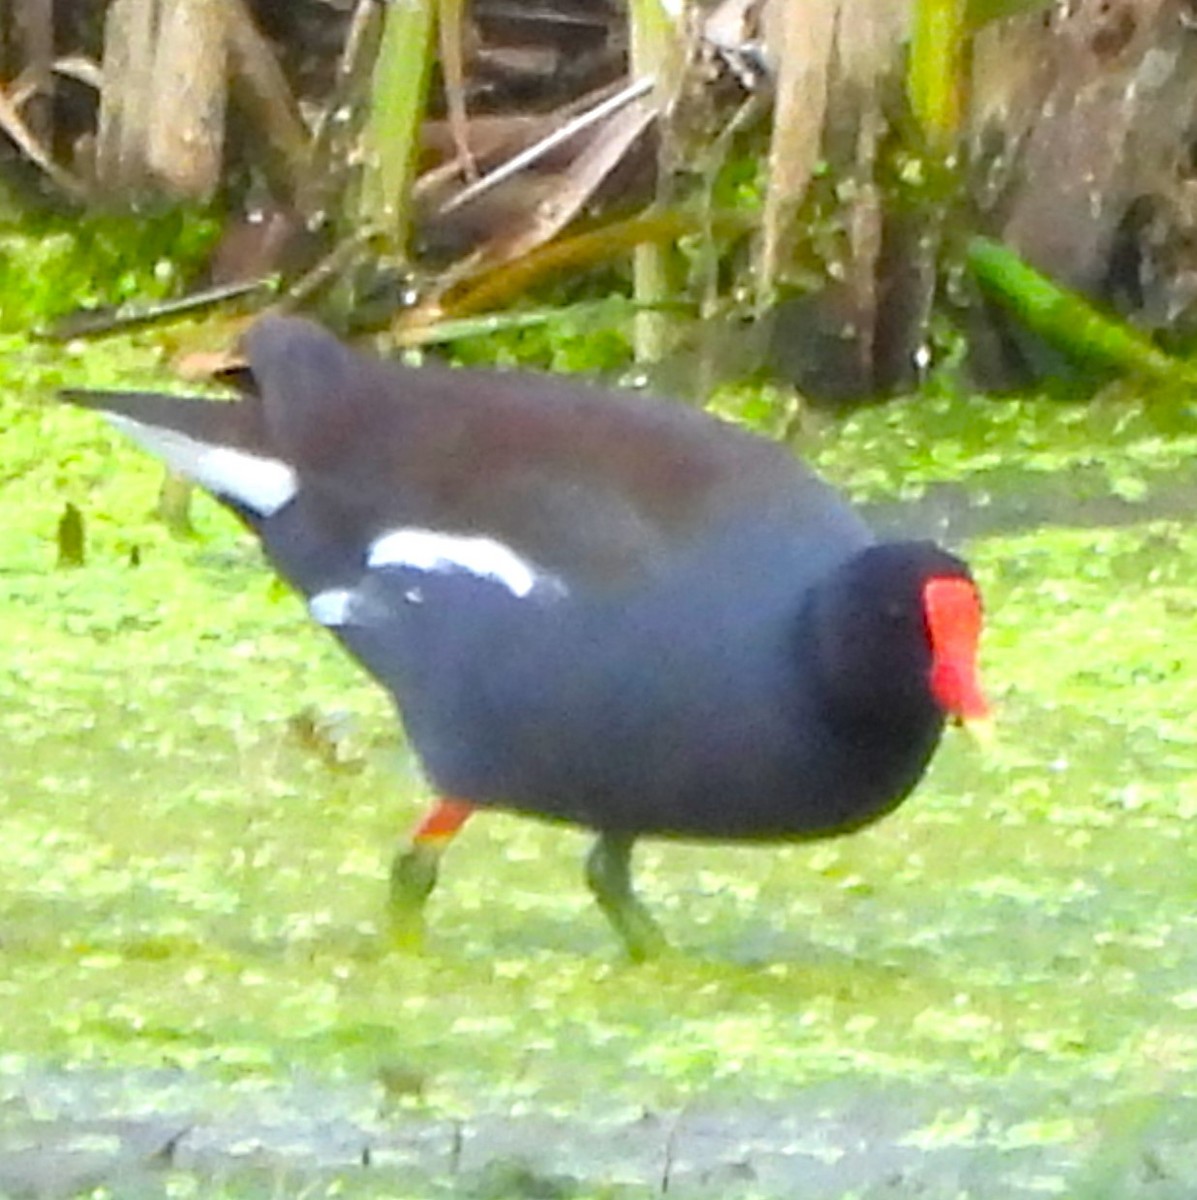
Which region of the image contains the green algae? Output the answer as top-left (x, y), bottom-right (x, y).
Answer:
top-left (2, 331), bottom-right (1197, 1197)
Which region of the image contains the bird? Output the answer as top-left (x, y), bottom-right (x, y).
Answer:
top-left (63, 315), bottom-right (989, 959)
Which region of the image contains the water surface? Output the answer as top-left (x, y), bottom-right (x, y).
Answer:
top-left (3, 336), bottom-right (1196, 1197)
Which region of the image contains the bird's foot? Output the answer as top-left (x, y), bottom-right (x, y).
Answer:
top-left (603, 899), bottom-right (670, 963)
top-left (585, 832), bottom-right (670, 962)
top-left (388, 843), bottom-right (440, 951)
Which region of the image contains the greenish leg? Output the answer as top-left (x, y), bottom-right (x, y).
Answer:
top-left (389, 798), bottom-right (475, 949)
top-left (584, 831), bottom-right (669, 962)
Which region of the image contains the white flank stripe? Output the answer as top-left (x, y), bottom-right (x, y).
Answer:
top-left (105, 413), bottom-right (298, 516)
top-left (309, 588), bottom-right (357, 627)
top-left (368, 527), bottom-right (559, 599)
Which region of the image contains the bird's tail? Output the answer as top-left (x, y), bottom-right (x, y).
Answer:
top-left (60, 388), bottom-right (296, 518)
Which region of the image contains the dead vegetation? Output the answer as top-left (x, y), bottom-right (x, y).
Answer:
top-left (3, 0), bottom-right (1197, 400)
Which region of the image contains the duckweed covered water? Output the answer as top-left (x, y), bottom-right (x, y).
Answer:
top-left (2, 332), bottom-right (1197, 1198)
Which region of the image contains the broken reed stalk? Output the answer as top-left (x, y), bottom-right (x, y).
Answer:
top-left (908, 0), bottom-right (967, 154)
top-left (360, 0), bottom-right (437, 255)
top-left (627, 0), bottom-right (681, 363)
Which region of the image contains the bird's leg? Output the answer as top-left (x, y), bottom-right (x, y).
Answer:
top-left (584, 831), bottom-right (669, 962)
top-left (389, 798), bottom-right (475, 948)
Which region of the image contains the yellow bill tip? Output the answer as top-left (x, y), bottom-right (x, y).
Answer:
top-left (959, 713), bottom-right (997, 750)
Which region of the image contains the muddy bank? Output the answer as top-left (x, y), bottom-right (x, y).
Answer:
top-left (3, 1066), bottom-right (1196, 1198)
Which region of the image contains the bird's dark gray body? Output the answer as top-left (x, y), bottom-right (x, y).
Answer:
top-left (65, 316), bottom-right (959, 845)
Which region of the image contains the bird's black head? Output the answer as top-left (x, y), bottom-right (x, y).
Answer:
top-left (806, 541), bottom-right (988, 735)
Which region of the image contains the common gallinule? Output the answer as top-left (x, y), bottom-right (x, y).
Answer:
top-left (64, 316), bottom-right (988, 959)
